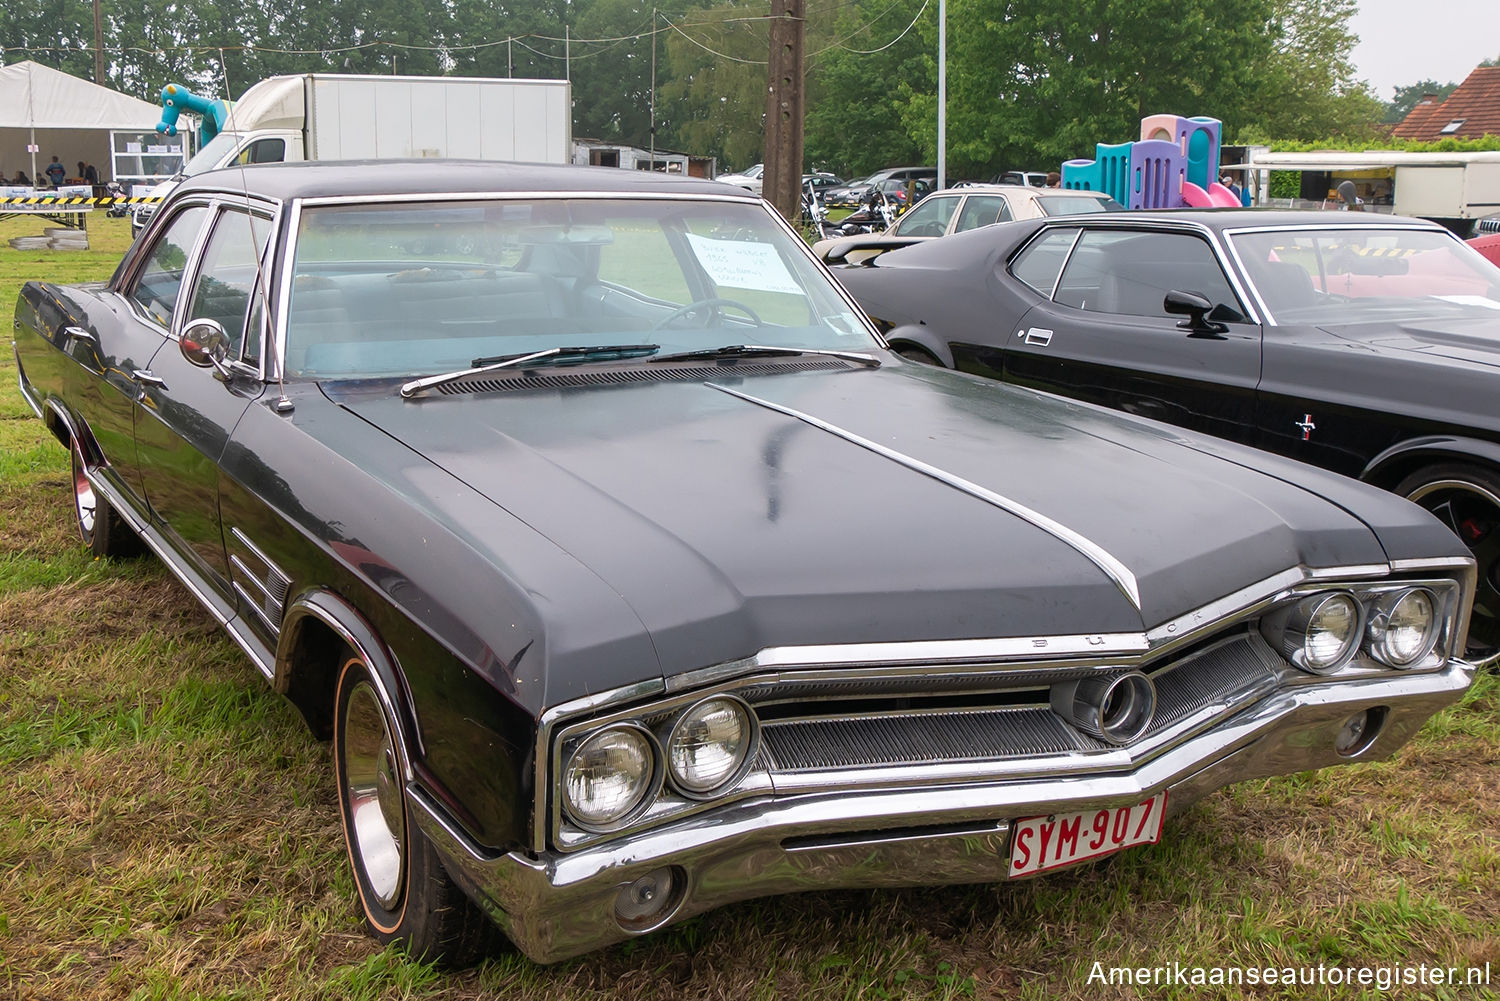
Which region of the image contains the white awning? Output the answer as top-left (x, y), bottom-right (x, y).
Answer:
top-left (0, 61), bottom-right (161, 129)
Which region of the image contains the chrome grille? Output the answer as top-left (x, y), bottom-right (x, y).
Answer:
top-left (762, 707), bottom-right (1096, 771)
top-left (758, 633), bottom-right (1283, 775)
top-left (1145, 633), bottom-right (1282, 735)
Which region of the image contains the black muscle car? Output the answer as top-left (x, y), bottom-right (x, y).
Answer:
top-left (11, 164), bottom-right (1479, 964)
top-left (833, 211), bottom-right (1500, 654)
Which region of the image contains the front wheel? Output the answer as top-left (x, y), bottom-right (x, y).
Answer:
top-left (1394, 463), bottom-right (1500, 658)
top-left (70, 439), bottom-right (143, 558)
top-left (334, 654), bottom-right (496, 964)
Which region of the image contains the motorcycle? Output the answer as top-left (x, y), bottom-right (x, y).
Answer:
top-left (800, 179), bottom-right (843, 241)
top-left (834, 187), bottom-right (898, 237)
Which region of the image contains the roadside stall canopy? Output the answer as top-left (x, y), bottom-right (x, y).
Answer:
top-left (0, 61), bottom-right (169, 184)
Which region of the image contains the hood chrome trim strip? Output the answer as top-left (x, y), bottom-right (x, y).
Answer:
top-left (706, 382), bottom-right (1142, 609)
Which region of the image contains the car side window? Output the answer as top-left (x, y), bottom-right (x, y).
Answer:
top-left (954, 195), bottom-right (1012, 232)
top-left (184, 208), bottom-right (274, 358)
top-left (893, 197), bottom-right (956, 237)
top-left (1009, 228), bottom-right (1079, 295)
top-left (128, 206), bottom-right (211, 327)
top-left (1056, 229), bottom-right (1242, 318)
top-left (236, 138), bottom-right (286, 166)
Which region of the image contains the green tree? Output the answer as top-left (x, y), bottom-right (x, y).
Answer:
top-left (1382, 80), bottom-right (1457, 124)
top-left (803, 0), bottom-right (929, 178)
top-left (906, 0), bottom-right (1278, 179)
top-left (1238, 0), bottom-right (1383, 141)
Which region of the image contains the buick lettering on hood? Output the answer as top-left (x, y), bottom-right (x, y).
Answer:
top-left (12, 161), bottom-right (1477, 964)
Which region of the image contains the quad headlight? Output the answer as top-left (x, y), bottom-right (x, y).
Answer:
top-left (665, 696), bottom-right (758, 797)
top-left (562, 724), bottom-right (659, 830)
top-left (1262, 591), bottom-right (1363, 674)
top-left (1366, 588), bottom-right (1439, 667)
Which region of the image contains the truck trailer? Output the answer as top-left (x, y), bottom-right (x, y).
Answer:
top-left (136, 73), bottom-right (572, 233)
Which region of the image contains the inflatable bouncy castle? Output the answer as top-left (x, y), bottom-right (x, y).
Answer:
top-left (1061, 115), bottom-right (1246, 210)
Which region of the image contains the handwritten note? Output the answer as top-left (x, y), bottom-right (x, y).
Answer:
top-left (685, 233), bottom-right (802, 294)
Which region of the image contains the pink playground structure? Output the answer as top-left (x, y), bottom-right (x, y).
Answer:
top-left (1062, 115), bottom-right (1245, 210)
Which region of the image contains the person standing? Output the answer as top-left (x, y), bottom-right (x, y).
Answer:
top-left (84, 163), bottom-right (100, 185)
top-left (45, 156), bottom-right (66, 187)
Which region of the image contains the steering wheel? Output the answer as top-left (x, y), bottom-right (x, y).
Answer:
top-left (653, 297), bottom-right (764, 330)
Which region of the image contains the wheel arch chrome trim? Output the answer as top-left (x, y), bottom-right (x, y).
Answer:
top-left (277, 590), bottom-right (425, 768)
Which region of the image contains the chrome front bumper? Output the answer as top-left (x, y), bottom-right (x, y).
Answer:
top-left (412, 660), bottom-right (1473, 964)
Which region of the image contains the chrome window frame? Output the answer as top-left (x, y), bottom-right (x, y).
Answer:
top-left (116, 189), bottom-right (284, 381)
top-left (1012, 217), bottom-right (1265, 327)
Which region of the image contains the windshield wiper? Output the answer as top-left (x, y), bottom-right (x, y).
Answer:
top-left (399, 343), bottom-right (660, 399)
top-left (650, 344), bottom-right (881, 367)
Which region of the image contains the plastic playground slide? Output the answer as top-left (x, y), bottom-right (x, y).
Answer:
top-left (1181, 181), bottom-right (1241, 208)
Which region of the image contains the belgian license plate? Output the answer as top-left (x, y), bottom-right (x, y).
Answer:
top-left (1007, 792), bottom-right (1167, 877)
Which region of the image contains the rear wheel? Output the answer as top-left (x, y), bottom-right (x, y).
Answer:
top-left (333, 653), bottom-right (496, 964)
top-left (70, 439), bottom-right (143, 558)
top-left (1395, 463), bottom-right (1500, 659)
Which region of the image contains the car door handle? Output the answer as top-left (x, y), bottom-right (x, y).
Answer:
top-left (63, 325), bottom-right (97, 347)
top-left (131, 369), bottom-right (167, 387)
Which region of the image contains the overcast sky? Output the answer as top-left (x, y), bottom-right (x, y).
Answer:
top-left (1350, 0), bottom-right (1500, 99)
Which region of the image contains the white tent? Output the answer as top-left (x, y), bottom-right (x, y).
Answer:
top-left (0, 61), bottom-right (166, 184)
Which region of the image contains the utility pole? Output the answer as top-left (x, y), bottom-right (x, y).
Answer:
top-left (762, 0), bottom-right (804, 222)
top-left (92, 0), bottom-right (104, 84)
top-left (650, 9), bottom-right (657, 169)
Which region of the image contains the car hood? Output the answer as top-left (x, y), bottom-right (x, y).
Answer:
top-left (1332, 313), bottom-right (1500, 370)
top-left (327, 363), bottom-right (1400, 681)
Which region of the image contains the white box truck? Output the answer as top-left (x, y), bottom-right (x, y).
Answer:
top-left (135, 73), bottom-right (572, 233)
top-left (1246, 150), bottom-right (1500, 234)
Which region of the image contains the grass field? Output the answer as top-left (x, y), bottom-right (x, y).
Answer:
top-left (1, 215), bottom-right (1498, 1000)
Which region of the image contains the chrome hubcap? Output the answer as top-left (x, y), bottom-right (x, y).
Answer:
top-left (1406, 477), bottom-right (1500, 652)
top-left (72, 451), bottom-right (96, 537)
top-left (343, 680), bottom-right (405, 910)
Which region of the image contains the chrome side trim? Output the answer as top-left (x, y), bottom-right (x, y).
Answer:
top-left (76, 463), bottom-right (276, 682)
top-left (13, 341), bottom-right (44, 418)
top-left (706, 381), bottom-right (1142, 609)
top-left (664, 632), bottom-right (1149, 694)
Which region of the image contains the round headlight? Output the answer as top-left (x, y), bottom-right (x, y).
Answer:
top-left (1367, 588), bottom-right (1438, 667)
top-left (563, 725), bottom-right (657, 830)
top-left (666, 697), bottom-right (758, 796)
top-left (1300, 592), bottom-right (1362, 672)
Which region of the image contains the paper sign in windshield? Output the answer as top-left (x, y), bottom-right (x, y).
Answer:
top-left (685, 233), bottom-right (801, 294)
top-left (1434, 295), bottom-right (1500, 311)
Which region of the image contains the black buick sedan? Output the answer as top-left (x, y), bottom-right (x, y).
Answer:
top-left (13, 165), bottom-right (1478, 964)
top-left (833, 211), bottom-right (1500, 653)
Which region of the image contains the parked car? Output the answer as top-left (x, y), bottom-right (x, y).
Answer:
top-left (832, 210), bottom-right (1500, 653)
top-left (716, 162), bottom-right (763, 194)
top-left (813, 184), bottom-right (1121, 264)
top-left (825, 166), bottom-right (938, 210)
top-left (13, 164), bottom-right (1477, 966)
top-left (803, 171), bottom-right (845, 195)
top-left (823, 174), bottom-right (875, 209)
top-left (993, 170), bottom-right (1050, 187)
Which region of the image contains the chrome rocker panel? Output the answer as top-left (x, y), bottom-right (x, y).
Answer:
top-left (413, 657), bottom-right (1472, 964)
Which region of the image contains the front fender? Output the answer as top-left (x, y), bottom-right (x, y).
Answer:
top-left (1361, 435), bottom-right (1500, 488)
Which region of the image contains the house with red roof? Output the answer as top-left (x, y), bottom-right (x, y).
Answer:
top-left (1393, 65), bottom-right (1500, 142)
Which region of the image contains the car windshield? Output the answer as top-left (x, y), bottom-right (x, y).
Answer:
top-left (180, 132), bottom-right (244, 178)
top-left (283, 197), bottom-right (874, 379)
top-left (1035, 194), bottom-right (1123, 216)
top-left (1231, 227), bottom-right (1500, 323)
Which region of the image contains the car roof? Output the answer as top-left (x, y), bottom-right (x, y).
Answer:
top-left (1067, 209), bottom-right (1449, 233)
top-left (174, 159), bottom-right (757, 203)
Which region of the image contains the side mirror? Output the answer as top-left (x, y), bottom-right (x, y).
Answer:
top-left (1163, 290), bottom-right (1229, 338)
top-left (180, 317), bottom-right (232, 380)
